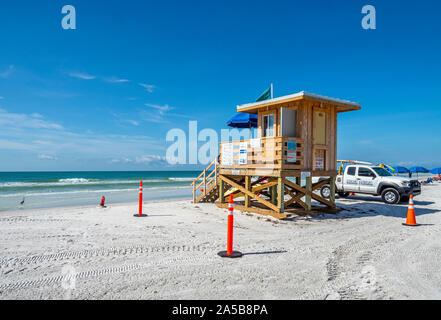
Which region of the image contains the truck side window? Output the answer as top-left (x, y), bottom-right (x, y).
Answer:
top-left (347, 167), bottom-right (356, 176)
top-left (358, 168), bottom-right (375, 177)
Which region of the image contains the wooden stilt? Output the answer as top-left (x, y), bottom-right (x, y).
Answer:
top-left (277, 177), bottom-right (284, 213)
top-left (245, 176), bottom-right (251, 208)
top-left (305, 176), bottom-right (312, 211)
top-left (271, 185), bottom-right (277, 205)
top-left (216, 202), bottom-right (289, 220)
top-left (330, 176), bottom-right (336, 206)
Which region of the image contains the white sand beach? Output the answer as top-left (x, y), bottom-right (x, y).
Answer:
top-left (1, 183), bottom-right (440, 300)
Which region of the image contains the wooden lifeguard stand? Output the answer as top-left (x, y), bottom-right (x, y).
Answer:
top-left (191, 91), bottom-right (361, 219)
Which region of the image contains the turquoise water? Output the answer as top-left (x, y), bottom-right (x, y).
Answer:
top-left (0, 171), bottom-right (200, 212)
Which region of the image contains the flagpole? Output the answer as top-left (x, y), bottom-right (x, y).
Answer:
top-left (271, 83), bottom-right (274, 99)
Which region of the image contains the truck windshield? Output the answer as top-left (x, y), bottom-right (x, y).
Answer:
top-left (371, 167), bottom-right (392, 177)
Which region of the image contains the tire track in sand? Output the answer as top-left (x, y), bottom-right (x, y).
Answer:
top-left (303, 230), bottom-right (394, 300)
top-left (0, 256), bottom-right (213, 292)
top-left (0, 217), bottom-right (66, 223)
top-left (0, 244), bottom-right (212, 268)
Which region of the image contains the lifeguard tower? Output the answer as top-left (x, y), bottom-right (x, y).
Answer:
top-left (191, 91), bottom-right (361, 219)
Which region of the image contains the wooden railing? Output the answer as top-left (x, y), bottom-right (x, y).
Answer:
top-left (219, 136), bottom-right (304, 170)
top-left (191, 159), bottom-right (218, 203)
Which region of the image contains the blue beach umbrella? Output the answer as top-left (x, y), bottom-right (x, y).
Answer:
top-left (409, 166), bottom-right (429, 173)
top-left (226, 113), bottom-right (258, 128)
top-left (393, 166), bottom-right (410, 174)
top-left (227, 113), bottom-right (258, 138)
top-left (409, 166), bottom-right (429, 178)
top-left (430, 168), bottom-right (441, 174)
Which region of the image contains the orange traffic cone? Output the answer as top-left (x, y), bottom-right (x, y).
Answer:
top-left (403, 195), bottom-right (419, 227)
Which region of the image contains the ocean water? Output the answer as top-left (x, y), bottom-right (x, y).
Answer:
top-left (0, 171), bottom-right (200, 212)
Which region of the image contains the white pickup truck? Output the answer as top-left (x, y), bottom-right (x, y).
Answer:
top-left (320, 164), bottom-right (421, 204)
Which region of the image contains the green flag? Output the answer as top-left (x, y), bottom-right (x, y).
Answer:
top-left (256, 84), bottom-right (273, 102)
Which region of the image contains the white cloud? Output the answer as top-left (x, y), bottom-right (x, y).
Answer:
top-left (33, 140), bottom-right (53, 145)
top-left (138, 83), bottom-right (156, 93)
top-left (0, 108), bottom-right (63, 130)
top-left (104, 77), bottom-right (130, 83)
top-left (126, 120), bottom-right (139, 126)
top-left (0, 65), bottom-right (14, 78)
top-left (38, 154), bottom-right (58, 161)
top-left (110, 111), bottom-right (141, 127)
top-left (110, 157), bottom-right (134, 164)
top-left (69, 72), bottom-right (96, 80)
top-left (141, 103), bottom-right (175, 123)
top-left (145, 103), bottom-right (173, 114)
top-left (398, 161), bottom-right (417, 167)
top-left (0, 139), bottom-right (36, 151)
top-left (0, 109), bottom-right (168, 169)
top-left (0, 115), bottom-right (163, 161)
top-left (135, 155), bottom-right (166, 164)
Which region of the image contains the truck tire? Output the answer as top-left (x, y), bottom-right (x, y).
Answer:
top-left (320, 185), bottom-right (331, 199)
top-left (337, 192), bottom-right (350, 198)
top-left (381, 188), bottom-right (400, 204)
top-left (400, 195), bottom-right (409, 203)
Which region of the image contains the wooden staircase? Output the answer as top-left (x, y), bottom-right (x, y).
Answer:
top-left (191, 159), bottom-right (219, 203)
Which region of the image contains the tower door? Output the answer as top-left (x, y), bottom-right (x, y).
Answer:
top-left (313, 111), bottom-right (326, 145)
top-left (313, 110), bottom-right (327, 171)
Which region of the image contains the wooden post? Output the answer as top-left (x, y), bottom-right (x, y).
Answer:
top-left (271, 185), bottom-right (277, 205)
top-left (277, 177), bottom-right (284, 213)
top-left (219, 177), bottom-right (225, 203)
top-left (330, 176), bottom-right (336, 207)
top-left (305, 176), bottom-right (312, 211)
top-left (245, 176), bottom-right (251, 208)
top-left (192, 185), bottom-right (195, 203)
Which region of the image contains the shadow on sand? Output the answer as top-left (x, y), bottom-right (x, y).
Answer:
top-left (142, 214), bottom-right (176, 217)
top-left (242, 250), bottom-right (287, 256)
top-left (293, 194), bottom-right (438, 221)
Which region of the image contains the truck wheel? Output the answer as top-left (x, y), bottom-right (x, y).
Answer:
top-left (400, 195), bottom-right (409, 203)
top-left (381, 188), bottom-right (400, 204)
top-left (320, 185), bottom-right (331, 199)
top-left (337, 192), bottom-right (350, 198)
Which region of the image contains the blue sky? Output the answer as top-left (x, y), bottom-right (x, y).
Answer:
top-left (0, 0), bottom-right (440, 171)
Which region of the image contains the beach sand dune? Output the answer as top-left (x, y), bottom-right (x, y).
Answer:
top-left (1, 184), bottom-right (441, 300)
